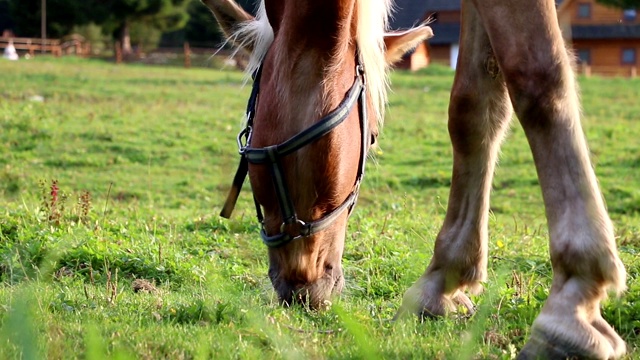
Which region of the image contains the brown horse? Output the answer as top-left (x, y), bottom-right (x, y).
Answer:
top-left (205, 0), bottom-right (430, 307)
top-left (203, 0), bottom-right (627, 359)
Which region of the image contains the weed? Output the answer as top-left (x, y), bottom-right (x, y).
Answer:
top-left (78, 190), bottom-right (92, 225)
top-left (39, 179), bottom-right (67, 226)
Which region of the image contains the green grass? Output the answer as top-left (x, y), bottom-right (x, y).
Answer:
top-left (0, 56), bottom-right (639, 359)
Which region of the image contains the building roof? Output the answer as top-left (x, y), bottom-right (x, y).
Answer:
top-left (390, 0), bottom-right (461, 29)
top-left (572, 24), bottom-right (640, 39)
top-left (391, 0), bottom-right (566, 30)
top-left (389, 0), bottom-right (567, 45)
top-left (389, 0), bottom-right (462, 45)
top-left (428, 23), bottom-right (462, 45)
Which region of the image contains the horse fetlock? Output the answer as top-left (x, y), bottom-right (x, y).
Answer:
top-left (591, 315), bottom-right (627, 357)
top-left (551, 243), bottom-right (626, 295)
top-left (603, 254), bottom-right (627, 294)
top-left (519, 312), bottom-right (626, 360)
top-left (396, 274), bottom-right (476, 320)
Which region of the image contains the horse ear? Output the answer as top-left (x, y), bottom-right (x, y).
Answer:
top-left (201, 0), bottom-right (254, 48)
top-left (384, 25), bottom-right (433, 65)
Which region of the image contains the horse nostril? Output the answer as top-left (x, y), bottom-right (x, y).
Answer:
top-left (325, 264), bottom-right (334, 271)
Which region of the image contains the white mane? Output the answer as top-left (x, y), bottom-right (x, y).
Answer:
top-left (230, 0), bottom-right (392, 126)
top-left (356, 0), bottom-right (393, 126)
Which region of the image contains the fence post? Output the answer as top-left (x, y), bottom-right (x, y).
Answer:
top-left (583, 65), bottom-right (591, 77)
top-left (27, 39), bottom-right (35, 57)
top-left (631, 66), bottom-right (637, 79)
top-left (184, 42), bottom-right (191, 68)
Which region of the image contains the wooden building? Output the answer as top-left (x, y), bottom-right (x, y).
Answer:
top-left (391, 0), bottom-right (640, 77)
top-left (390, 0), bottom-right (461, 70)
top-left (558, 0), bottom-right (640, 77)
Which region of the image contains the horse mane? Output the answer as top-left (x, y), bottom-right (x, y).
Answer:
top-left (230, 1), bottom-right (273, 81)
top-left (231, 0), bottom-right (392, 127)
top-left (355, 0), bottom-right (392, 127)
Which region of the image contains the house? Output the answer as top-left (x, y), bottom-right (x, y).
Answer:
top-left (557, 0), bottom-right (640, 76)
top-left (390, 0), bottom-right (461, 70)
top-left (391, 0), bottom-right (640, 77)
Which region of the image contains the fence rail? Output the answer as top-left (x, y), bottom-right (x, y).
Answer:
top-left (1, 36), bottom-right (91, 57)
top-left (577, 64), bottom-right (638, 78)
top-left (4, 38), bottom-right (634, 77)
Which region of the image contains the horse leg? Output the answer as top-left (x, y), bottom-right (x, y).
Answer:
top-left (469, 0), bottom-right (627, 358)
top-left (397, 0), bottom-right (512, 318)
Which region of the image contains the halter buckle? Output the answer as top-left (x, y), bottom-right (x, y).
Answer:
top-left (356, 64), bottom-right (366, 86)
top-left (237, 125), bottom-right (253, 154)
top-left (280, 218), bottom-right (308, 238)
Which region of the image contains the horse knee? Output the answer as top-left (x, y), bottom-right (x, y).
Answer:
top-left (448, 88), bottom-right (479, 147)
top-left (448, 83), bottom-right (510, 156)
top-left (501, 54), bottom-right (576, 128)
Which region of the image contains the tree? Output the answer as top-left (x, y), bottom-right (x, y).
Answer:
top-left (0, 0), bottom-right (16, 35)
top-left (160, 0), bottom-right (222, 47)
top-left (595, 0), bottom-right (640, 9)
top-left (101, 0), bottom-right (191, 56)
top-left (7, 0), bottom-right (100, 38)
top-left (160, 0), bottom-right (258, 48)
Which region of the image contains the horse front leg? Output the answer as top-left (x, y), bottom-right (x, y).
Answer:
top-left (471, 0), bottom-right (626, 359)
top-left (397, 0), bottom-right (512, 318)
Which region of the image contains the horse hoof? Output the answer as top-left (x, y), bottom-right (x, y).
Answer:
top-left (395, 285), bottom-right (476, 321)
top-left (517, 331), bottom-right (580, 360)
top-left (517, 327), bottom-right (624, 360)
top-left (451, 291), bottom-right (475, 317)
top-left (418, 291), bottom-right (475, 320)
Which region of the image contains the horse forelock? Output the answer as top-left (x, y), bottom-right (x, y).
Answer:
top-left (233, 1), bottom-right (273, 81)
top-left (231, 0), bottom-right (391, 128)
top-left (356, 0), bottom-right (393, 128)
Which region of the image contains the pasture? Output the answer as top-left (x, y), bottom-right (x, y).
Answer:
top-left (0, 57), bottom-right (639, 359)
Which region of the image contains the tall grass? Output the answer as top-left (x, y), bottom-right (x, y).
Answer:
top-left (0, 57), bottom-right (638, 359)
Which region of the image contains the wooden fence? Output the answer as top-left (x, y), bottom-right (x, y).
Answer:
top-left (0, 36), bottom-right (91, 57)
top-left (132, 44), bottom-right (247, 69)
top-left (577, 64), bottom-right (638, 78)
top-left (1, 36), bottom-right (637, 77)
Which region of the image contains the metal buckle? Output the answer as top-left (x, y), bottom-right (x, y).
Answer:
top-left (356, 64), bottom-right (366, 86)
top-left (280, 218), bottom-right (308, 238)
top-left (237, 125), bottom-right (252, 154)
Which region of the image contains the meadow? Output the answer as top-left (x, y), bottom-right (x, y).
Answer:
top-left (0, 56), bottom-right (638, 359)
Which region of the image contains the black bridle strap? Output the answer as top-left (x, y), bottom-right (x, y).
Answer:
top-left (221, 70), bottom-right (363, 221)
top-left (219, 65), bottom-right (263, 219)
top-left (244, 75), bottom-right (363, 163)
top-left (245, 75), bottom-right (363, 232)
top-left (220, 60), bottom-right (368, 248)
top-left (260, 75), bottom-right (368, 247)
top-left (219, 155), bottom-right (248, 219)
top-left (265, 146), bottom-right (296, 224)
top-left (260, 190), bottom-right (360, 247)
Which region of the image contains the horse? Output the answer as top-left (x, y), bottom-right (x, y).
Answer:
top-left (202, 0), bottom-right (627, 359)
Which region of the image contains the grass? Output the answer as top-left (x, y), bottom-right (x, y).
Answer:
top-left (0, 56), bottom-right (639, 359)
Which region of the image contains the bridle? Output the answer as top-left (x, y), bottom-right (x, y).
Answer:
top-left (220, 54), bottom-right (370, 248)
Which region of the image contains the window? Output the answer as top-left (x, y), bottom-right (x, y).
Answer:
top-left (622, 48), bottom-right (637, 64)
top-left (623, 9), bottom-right (637, 22)
top-left (577, 49), bottom-right (591, 65)
top-left (577, 3), bottom-right (591, 18)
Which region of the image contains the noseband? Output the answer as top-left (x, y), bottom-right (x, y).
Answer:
top-left (220, 56), bottom-right (369, 248)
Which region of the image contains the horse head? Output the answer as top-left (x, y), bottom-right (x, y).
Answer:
top-left (204, 0), bottom-right (431, 309)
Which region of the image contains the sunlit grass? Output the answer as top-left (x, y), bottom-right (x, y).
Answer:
top-left (0, 57), bottom-right (638, 359)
